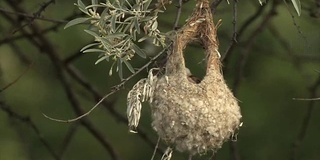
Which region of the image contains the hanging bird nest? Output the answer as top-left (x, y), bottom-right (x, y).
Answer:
top-left (150, 0), bottom-right (242, 155)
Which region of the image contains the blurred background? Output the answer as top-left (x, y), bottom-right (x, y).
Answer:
top-left (1, 0), bottom-right (320, 160)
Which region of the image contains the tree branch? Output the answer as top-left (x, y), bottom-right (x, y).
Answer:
top-left (5, 0), bottom-right (56, 34)
top-left (0, 102), bottom-right (61, 160)
top-left (222, 2), bottom-right (267, 61)
top-left (290, 75), bottom-right (320, 160)
top-left (0, 7), bottom-right (66, 23)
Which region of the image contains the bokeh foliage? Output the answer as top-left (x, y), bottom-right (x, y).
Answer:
top-left (1, 0), bottom-right (320, 160)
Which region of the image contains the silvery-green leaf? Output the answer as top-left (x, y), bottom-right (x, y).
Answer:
top-left (138, 36), bottom-right (148, 42)
top-left (132, 3), bottom-right (139, 10)
top-left (109, 64), bottom-right (113, 76)
top-left (84, 29), bottom-right (99, 37)
top-left (83, 48), bottom-right (106, 53)
top-left (64, 18), bottom-right (90, 29)
top-left (111, 15), bottom-right (116, 32)
top-left (132, 44), bottom-right (146, 58)
top-left (291, 0), bottom-right (301, 16)
top-left (95, 55), bottom-right (109, 64)
top-left (141, 16), bottom-right (151, 22)
top-left (143, 0), bottom-right (152, 10)
top-left (99, 38), bottom-right (111, 49)
top-left (134, 18), bottom-right (140, 34)
top-left (124, 17), bottom-right (135, 22)
top-left (100, 8), bottom-right (109, 20)
top-left (123, 21), bottom-right (132, 33)
top-left (123, 59), bottom-right (135, 73)
top-left (151, 21), bottom-right (158, 31)
top-left (124, 0), bottom-right (133, 8)
top-left (117, 59), bottom-right (123, 80)
top-left (91, 0), bottom-right (98, 12)
top-left (86, 4), bottom-right (102, 10)
top-left (105, 33), bottom-right (127, 39)
top-left (132, 30), bottom-right (137, 41)
top-left (258, 0), bottom-right (266, 5)
top-left (80, 42), bottom-right (100, 52)
top-left (77, 0), bottom-right (89, 14)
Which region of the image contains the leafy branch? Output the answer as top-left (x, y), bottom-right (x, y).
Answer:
top-left (65, 0), bottom-right (168, 79)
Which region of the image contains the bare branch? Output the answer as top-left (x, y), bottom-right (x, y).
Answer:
top-left (291, 75), bottom-right (320, 160)
top-left (173, 0), bottom-right (183, 30)
top-left (232, 1), bottom-right (278, 93)
top-left (222, 2), bottom-right (267, 60)
top-left (229, 1), bottom-right (240, 159)
top-left (293, 97), bottom-right (320, 101)
top-left (0, 62), bottom-right (33, 92)
top-left (2, 3), bottom-right (121, 158)
top-left (0, 7), bottom-right (66, 23)
top-left (150, 137), bottom-right (161, 160)
top-left (58, 123), bottom-right (79, 157)
top-left (43, 43), bottom-right (171, 123)
top-left (5, 0), bottom-right (56, 34)
top-left (0, 102), bottom-right (61, 160)
top-left (0, 12), bottom-right (80, 46)
top-left (210, 0), bottom-right (223, 14)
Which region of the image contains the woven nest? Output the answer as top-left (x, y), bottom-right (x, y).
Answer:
top-left (150, 1), bottom-right (242, 155)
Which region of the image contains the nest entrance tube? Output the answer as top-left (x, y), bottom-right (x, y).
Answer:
top-left (151, 0), bottom-right (242, 155)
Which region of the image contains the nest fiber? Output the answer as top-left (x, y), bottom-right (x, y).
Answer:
top-left (151, 1), bottom-right (241, 155)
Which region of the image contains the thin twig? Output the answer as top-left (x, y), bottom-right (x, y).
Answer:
top-left (58, 123), bottom-right (79, 157)
top-left (232, 1), bottom-right (278, 93)
top-left (222, 2), bottom-right (267, 61)
top-left (0, 102), bottom-right (61, 160)
top-left (43, 43), bottom-right (171, 123)
top-left (210, 0), bottom-right (223, 14)
top-left (0, 62), bottom-right (33, 92)
top-left (3, 4), bottom-right (120, 158)
top-left (151, 137), bottom-right (161, 160)
top-left (173, 0), bottom-right (183, 30)
top-left (0, 12), bottom-right (81, 46)
top-left (5, 0), bottom-right (56, 34)
top-left (232, 0), bottom-right (238, 43)
top-left (229, 1), bottom-right (240, 159)
top-left (34, 29), bottom-right (120, 160)
top-left (268, 24), bottom-right (299, 65)
top-left (283, 0), bottom-right (308, 46)
top-left (62, 39), bottom-right (165, 156)
top-left (228, 3), bottom-right (278, 159)
top-left (0, 7), bottom-right (66, 23)
top-left (290, 75), bottom-right (320, 160)
top-left (292, 97), bottom-right (320, 101)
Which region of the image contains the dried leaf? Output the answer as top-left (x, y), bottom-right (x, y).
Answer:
top-left (126, 79), bottom-right (146, 132)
